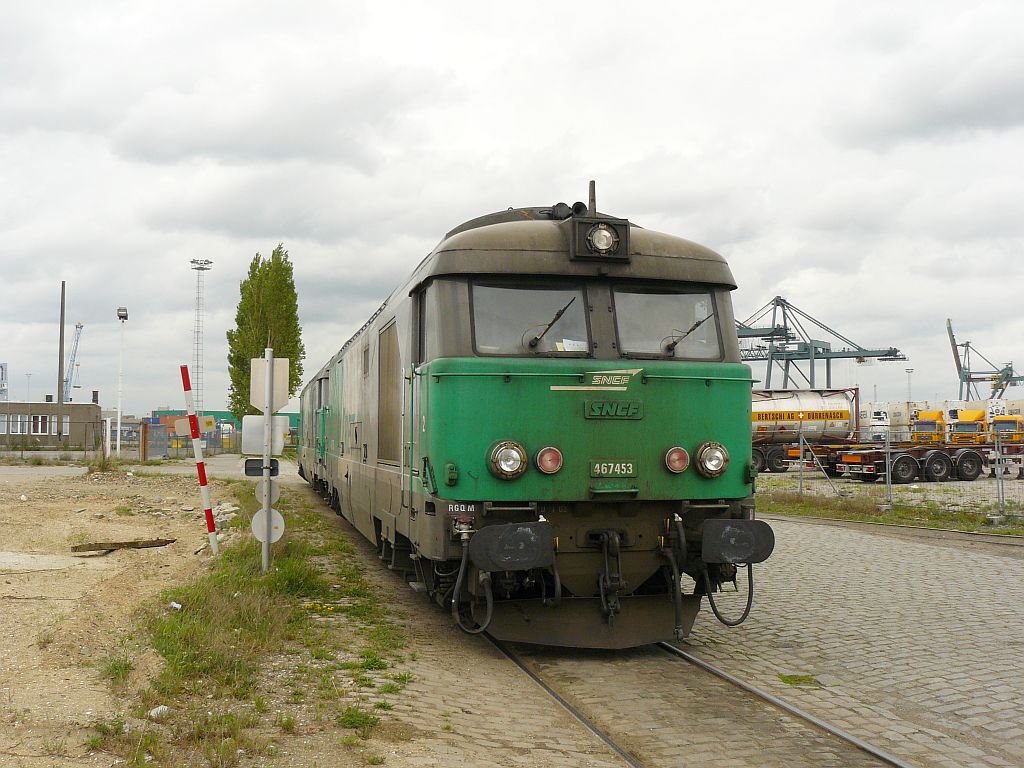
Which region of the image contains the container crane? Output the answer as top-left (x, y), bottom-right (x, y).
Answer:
top-left (62, 323), bottom-right (83, 402)
top-left (946, 319), bottom-right (1023, 399)
top-left (738, 296), bottom-right (905, 389)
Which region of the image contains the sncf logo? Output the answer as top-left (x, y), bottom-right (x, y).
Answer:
top-left (585, 400), bottom-right (643, 420)
top-left (549, 368), bottom-right (644, 393)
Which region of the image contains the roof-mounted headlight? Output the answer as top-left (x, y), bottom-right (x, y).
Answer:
top-left (694, 441), bottom-right (729, 478)
top-left (587, 223), bottom-right (619, 254)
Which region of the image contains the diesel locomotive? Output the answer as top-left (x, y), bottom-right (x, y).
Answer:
top-left (298, 184), bottom-right (774, 648)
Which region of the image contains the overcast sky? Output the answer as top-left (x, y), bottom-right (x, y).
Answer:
top-left (2, 1), bottom-right (1022, 416)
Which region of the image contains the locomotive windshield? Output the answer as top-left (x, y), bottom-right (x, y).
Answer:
top-left (472, 281), bottom-right (589, 355)
top-left (614, 287), bottom-right (721, 359)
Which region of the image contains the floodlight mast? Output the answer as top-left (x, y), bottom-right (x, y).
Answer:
top-left (190, 259), bottom-right (213, 418)
top-left (116, 307), bottom-right (128, 457)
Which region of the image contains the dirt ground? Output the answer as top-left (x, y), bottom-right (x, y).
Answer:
top-left (0, 465), bottom-right (232, 766)
top-left (0, 464), bottom-right (620, 768)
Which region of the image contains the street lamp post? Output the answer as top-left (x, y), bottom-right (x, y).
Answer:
top-left (905, 368), bottom-right (914, 403)
top-left (116, 307), bottom-right (128, 457)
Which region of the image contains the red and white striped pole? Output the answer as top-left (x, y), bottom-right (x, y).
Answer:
top-left (180, 364), bottom-right (219, 555)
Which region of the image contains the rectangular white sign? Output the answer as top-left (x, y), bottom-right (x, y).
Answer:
top-left (241, 414), bottom-right (289, 455)
top-left (249, 358), bottom-right (290, 413)
top-left (173, 415), bottom-right (216, 437)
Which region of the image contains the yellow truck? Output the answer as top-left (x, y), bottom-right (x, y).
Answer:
top-left (989, 414), bottom-right (1024, 444)
top-left (950, 409), bottom-right (987, 445)
top-left (910, 410), bottom-right (946, 444)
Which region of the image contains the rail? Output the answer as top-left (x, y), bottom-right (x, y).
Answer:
top-left (658, 643), bottom-right (915, 768)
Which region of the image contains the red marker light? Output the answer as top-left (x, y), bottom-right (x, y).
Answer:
top-left (535, 446), bottom-right (563, 474)
top-left (665, 446), bottom-right (690, 473)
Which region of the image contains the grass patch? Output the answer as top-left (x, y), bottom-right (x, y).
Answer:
top-left (146, 536), bottom-right (335, 699)
top-left (778, 673), bottom-right (823, 687)
top-left (87, 455), bottom-right (118, 473)
top-left (759, 490), bottom-right (1024, 535)
top-left (102, 655), bottom-right (133, 686)
top-left (337, 706), bottom-right (380, 730)
top-left (93, 479), bottom-right (413, 765)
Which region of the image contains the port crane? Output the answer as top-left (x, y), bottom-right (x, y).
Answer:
top-left (737, 296), bottom-right (906, 389)
top-left (946, 319), bottom-right (1023, 399)
top-left (62, 323), bottom-right (84, 401)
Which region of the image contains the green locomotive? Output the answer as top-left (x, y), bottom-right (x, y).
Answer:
top-left (299, 184), bottom-right (773, 648)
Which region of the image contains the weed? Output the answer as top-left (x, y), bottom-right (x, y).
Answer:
top-left (276, 712), bottom-right (297, 733)
top-left (392, 672), bottom-right (413, 685)
top-left (102, 655), bottom-right (133, 686)
top-left (376, 682), bottom-right (401, 694)
top-left (35, 630), bottom-right (54, 650)
top-left (114, 505), bottom-right (134, 516)
top-left (41, 736), bottom-right (68, 756)
top-left (87, 455), bottom-right (116, 474)
top-left (253, 696), bottom-right (269, 713)
top-left (360, 651), bottom-right (389, 670)
top-left (341, 734), bottom-right (362, 748)
top-left (373, 701), bottom-right (393, 710)
top-left (337, 706), bottom-right (379, 730)
top-left (778, 673), bottom-right (823, 687)
top-left (367, 755), bottom-right (386, 765)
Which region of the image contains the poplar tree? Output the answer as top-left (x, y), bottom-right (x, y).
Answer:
top-left (226, 244), bottom-right (306, 421)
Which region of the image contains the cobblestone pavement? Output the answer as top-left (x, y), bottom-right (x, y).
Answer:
top-left (514, 644), bottom-right (884, 767)
top-left (683, 518), bottom-right (1024, 768)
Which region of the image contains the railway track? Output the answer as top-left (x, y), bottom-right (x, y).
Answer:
top-left (658, 643), bottom-right (914, 768)
top-left (485, 634), bottom-right (643, 768)
top-left (487, 633), bottom-right (911, 768)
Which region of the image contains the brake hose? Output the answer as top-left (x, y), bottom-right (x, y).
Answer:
top-left (451, 538), bottom-right (494, 634)
top-left (701, 563), bottom-right (755, 627)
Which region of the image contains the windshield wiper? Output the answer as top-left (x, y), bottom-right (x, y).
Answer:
top-left (664, 314), bottom-right (713, 353)
top-left (528, 297), bottom-right (576, 349)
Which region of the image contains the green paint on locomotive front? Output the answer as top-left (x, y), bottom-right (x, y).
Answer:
top-left (417, 357), bottom-right (752, 501)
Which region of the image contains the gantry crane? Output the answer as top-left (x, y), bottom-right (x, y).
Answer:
top-left (62, 323), bottom-right (83, 401)
top-left (946, 319), bottom-right (1023, 399)
top-left (738, 297), bottom-right (906, 388)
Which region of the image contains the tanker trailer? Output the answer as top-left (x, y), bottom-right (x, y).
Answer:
top-left (751, 389), bottom-right (859, 473)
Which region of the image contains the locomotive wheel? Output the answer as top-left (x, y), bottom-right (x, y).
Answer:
top-left (954, 451), bottom-right (983, 481)
top-left (751, 449), bottom-right (766, 474)
top-left (766, 449), bottom-right (788, 473)
top-left (923, 452), bottom-right (954, 482)
top-left (890, 455), bottom-right (918, 484)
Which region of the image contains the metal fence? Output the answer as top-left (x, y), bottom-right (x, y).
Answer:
top-left (755, 428), bottom-right (1024, 521)
top-left (165, 428), bottom-right (242, 459)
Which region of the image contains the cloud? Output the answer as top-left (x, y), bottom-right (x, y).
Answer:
top-left (833, 5), bottom-right (1024, 146)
